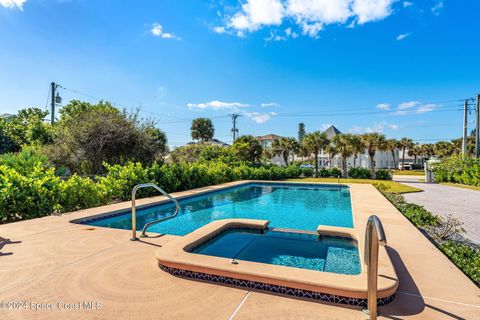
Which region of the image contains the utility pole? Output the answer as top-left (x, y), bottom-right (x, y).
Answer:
top-left (50, 82), bottom-right (56, 125)
top-left (476, 94), bottom-right (480, 159)
top-left (231, 114), bottom-right (239, 142)
top-left (462, 99), bottom-right (468, 155)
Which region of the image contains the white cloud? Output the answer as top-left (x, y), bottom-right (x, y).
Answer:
top-left (349, 121), bottom-right (400, 133)
top-left (389, 101), bottom-right (439, 115)
top-left (261, 102), bottom-right (280, 107)
top-left (150, 23), bottom-right (181, 40)
top-left (213, 26), bottom-right (226, 34)
top-left (228, 0), bottom-right (284, 32)
top-left (187, 100), bottom-right (250, 111)
top-left (352, 0), bottom-right (395, 25)
top-left (0, 0), bottom-right (26, 10)
top-left (376, 103), bottom-right (390, 110)
top-left (416, 103), bottom-right (437, 113)
top-left (431, 0), bottom-right (444, 16)
top-left (243, 111), bottom-right (278, 123)
top-left (396, 32), bottom-right (410, 40)
top-left (403, 1), bottom-right (412, 8)
top-left (398, 101), bottom-right (420, 110)
top-left (220, 0), bottom-right (397, 38)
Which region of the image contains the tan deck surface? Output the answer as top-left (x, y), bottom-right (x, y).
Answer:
top-left (0, 182), bottom-right (479, 319)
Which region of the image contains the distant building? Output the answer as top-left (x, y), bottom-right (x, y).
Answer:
top-left (256, 134), bottom-right (289, 166)
top-left (258, 126), bottom-right (399, 169)
top-left (318, 125), bottom-right (397, 169)
top-left (256, 134), bottom-right (282, 149)
top-left (186, 139), bottom-right (230, 147)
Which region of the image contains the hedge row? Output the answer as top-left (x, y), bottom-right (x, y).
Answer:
top-left (434, 155), bottom-right (480, 186)
top-left (0, 161), bottom-right (305, 223)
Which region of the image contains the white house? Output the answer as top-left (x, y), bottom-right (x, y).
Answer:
top-left (256, 134), bottom-right (292, 166)
top-left (258, 126), bottom-right (398, 169)
top-left (318, 126), bottom-right (397, 169)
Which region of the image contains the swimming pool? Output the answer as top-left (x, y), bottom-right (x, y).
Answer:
top-left (82, 182), bottom-right (353, 236)
top-left (190, 228), bottom-right (361, 275)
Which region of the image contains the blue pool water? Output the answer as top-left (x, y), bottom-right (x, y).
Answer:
top-left (191, 228), bottom-right (361, 275)
top-left (83, 183), bottom-right (353, 236)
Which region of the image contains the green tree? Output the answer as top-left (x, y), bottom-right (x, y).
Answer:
top-left (232, 135), bottom-right (263, 163)
top-left (190, 118), bottom-right (214, 142)
top-left (360, 133), bottom-right (386, 179)
top-left (350, 135), bottom-right (364, 168)
top-left (386, 139), bottom-right (400, 169)
top-left (272, 137), bottom-right (299, 166)
top-left (434, 141), bottom-right (456, 158)
top-left (332, 134), bottom-right (356, 178)
top-left (301, 131), bottom-right (330, 177)
top-left (298, 123), bottom-right (306, 142)
top-left (408, 143), bottom-right (422, 165)
top-left (46, 100), bottom-right (167, 174)
top-left (0, 108), bottom-right (53, 153)
top-left (399, 137), bottom-right (414, 170)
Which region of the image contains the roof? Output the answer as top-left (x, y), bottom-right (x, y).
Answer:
top-left (323, 125), bottom-right (342, 139)
top-left (256, 134), bottom-right (282, 141)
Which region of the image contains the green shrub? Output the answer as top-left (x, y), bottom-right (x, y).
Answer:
top-left (375, 169), bottom-right (392, 180)
top-left (58, 175), bottom-right (106, 212)
top-left (301, 167), bottom-right (314, 177)
top-left (434, 155), bottom-right (480, 186)
top-left (401, 203), bottom-right (441, 227)
top-left (348, 167), bottom-right (371, 179)
top-left (440, 241), bottom-right (480, 286)
top-left (0, 164), bottom-right (60, 223)
top-left (330, 168), bottom-right (342, 177)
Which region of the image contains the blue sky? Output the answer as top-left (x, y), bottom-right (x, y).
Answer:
top-left (0, 0), bottom-right (479, 147)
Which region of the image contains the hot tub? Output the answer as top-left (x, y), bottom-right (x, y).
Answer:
top-left (189, 228), bottom-right (361, 275)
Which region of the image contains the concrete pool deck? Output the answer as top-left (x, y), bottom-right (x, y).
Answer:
top-left (0, 181), bottom-right (479, 319)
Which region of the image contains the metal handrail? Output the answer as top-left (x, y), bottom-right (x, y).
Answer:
top-left (363, 215), bottom-right (387, 320)
top-left (131, 183), bottom-right (180, 240)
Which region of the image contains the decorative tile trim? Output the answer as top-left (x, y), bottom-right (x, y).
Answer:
top-left (159, 263), bottom-right (395, 307)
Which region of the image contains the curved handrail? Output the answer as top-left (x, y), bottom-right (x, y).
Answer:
top-left (131, 183), bottom-right (180, 240)
top-left (363, 215), bottom-right (387, 320)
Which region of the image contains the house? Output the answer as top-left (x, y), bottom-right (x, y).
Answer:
top-left (256, 134), bottom-right (289, 166)
top-left (256, 134), bottom-right (282, 149)
top-left (319, 125), bottom-right (397, 169)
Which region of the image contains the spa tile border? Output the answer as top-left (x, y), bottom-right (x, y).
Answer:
top-left (159, 264), bottom-right (395, 307)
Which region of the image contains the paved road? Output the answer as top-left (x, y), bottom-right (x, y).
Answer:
top-left (393, 175), bottom-right (480, 244)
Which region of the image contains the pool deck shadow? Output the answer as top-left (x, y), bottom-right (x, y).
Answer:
top-left (0, 180), bottom-right (479, 320)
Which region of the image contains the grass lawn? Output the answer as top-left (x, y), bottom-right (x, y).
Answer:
top-left (391, 169), bottom-right (424, 176)
top-left (440, 182), bottom-right (480, 191)
top-left (286, 178), bottom-right (422, 194)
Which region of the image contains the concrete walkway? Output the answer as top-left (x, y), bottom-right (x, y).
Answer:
top-left (393, 175), bottom-right (480, 244)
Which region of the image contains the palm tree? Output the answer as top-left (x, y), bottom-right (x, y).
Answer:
top-left (360, 133), bottom-right (386, 179)
top-left (420, 143), bottom-right (435, 159)
top-left (190, 118), bottom-right (214, 142)
top-left (301, 131), bottom-right (330, 177)
top-left (434, 141), bottom-right (456, 158)
top-left (326, 145), bottom-right (337, 168)
top-left (332, 134), bottom-right (355, 177)
top-left (350, 135), bottom-right (364, 168)
top-left (386, 139), bottom-right (400, 169)
top-left (408, 143), bottom-right (422, 165)
top-left (272, 137), bottom-right (299, 166)
top-left (398, 137), bottom-right (414, 170)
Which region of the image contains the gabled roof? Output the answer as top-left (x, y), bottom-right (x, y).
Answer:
top-left (323, 125), bottom-right (342, 139)
top-left (256, 134), bottom-right (282, 141)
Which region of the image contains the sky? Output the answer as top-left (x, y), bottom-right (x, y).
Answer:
top-left (0, 0), bottom-right (479, 147)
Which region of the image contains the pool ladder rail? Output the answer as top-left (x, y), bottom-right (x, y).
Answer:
top-left (130, 183), bottom-right (180, 240)
top-left (363, 215), bottom-right (387, 320)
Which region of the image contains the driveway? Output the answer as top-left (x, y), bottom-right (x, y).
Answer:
top-left (393, 175), bottom-right (480, 244)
